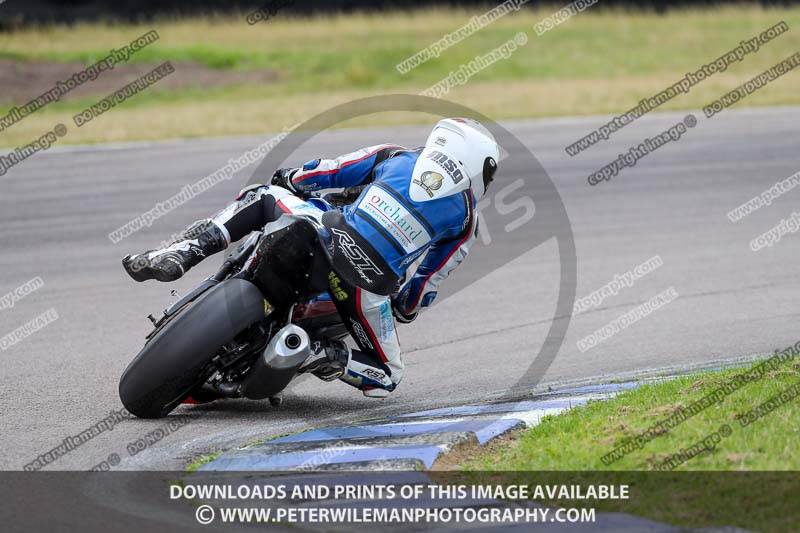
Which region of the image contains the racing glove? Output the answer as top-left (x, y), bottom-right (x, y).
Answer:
top-left (271, 167), bottom-right (299, 192)
top-left (391, 300), bottom-right (418, 324)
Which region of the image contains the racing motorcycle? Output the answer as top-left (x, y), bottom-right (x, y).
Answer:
top-left (119, 190), bottom-right (371, 419)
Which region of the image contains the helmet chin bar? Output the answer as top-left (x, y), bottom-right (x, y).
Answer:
top-left (483, 156), bottom-right (498, 192)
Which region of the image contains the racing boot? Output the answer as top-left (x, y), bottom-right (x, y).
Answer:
top-left (122, 220), bottom-right (228, 283)
top-left (339, 350), bottom-right (397, 398)
top-left (299, 341), bottom-right (397, 398)
top-left (298, 339), bottom-right (351, 381)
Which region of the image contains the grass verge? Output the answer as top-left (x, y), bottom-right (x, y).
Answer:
top-left (2, 5), bottom-right (800, 146)
top-left (465, 360), bottom-right (800, 471)
top-left (186, 453), bottom-right (218, 473)
top-left (455, 357), bottom-right (800, 531)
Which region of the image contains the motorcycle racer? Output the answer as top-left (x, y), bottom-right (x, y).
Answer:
top-left (123, 118), bottom-right (499, 397)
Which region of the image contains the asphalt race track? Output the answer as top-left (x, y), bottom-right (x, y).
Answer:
top-left (2, 106), bottom-right (798, 470)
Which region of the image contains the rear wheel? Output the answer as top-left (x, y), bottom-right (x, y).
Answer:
top-left (119, 278), bottom-right (267, 418)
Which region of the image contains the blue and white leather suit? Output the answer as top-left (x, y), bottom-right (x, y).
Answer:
top-left (212, 144), bottom-right (478, 393)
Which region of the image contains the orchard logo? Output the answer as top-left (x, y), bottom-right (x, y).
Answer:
top-left (359, 189), bottom-right (431, 253)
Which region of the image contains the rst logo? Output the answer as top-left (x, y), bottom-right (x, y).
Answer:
top-left (331, 228), bottom-right (384, 284)
top-left (363, 368), bottom-right (385, 381)
top-left (427, 150), bottom-right (464, 184)
top-left (349, 319), bottom-right (374, 350)
top-left (399, 247), bottom-right (425, 267)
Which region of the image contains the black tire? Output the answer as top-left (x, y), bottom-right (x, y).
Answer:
top-left (119, 278), bottom-right (267, 418)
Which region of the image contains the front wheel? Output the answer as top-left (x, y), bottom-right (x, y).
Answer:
top-left (119, 278), bottom-right (267, 418)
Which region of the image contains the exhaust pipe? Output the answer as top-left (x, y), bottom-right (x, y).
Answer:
top-left (240, 324), bottom-right (311, 400)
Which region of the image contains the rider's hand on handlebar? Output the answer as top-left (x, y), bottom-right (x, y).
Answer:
top-left (271, 168), bottom-right (299, 192)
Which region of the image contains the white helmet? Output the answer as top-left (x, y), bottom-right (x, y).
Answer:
top-left (410, 118), bottom-right (499, 202)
